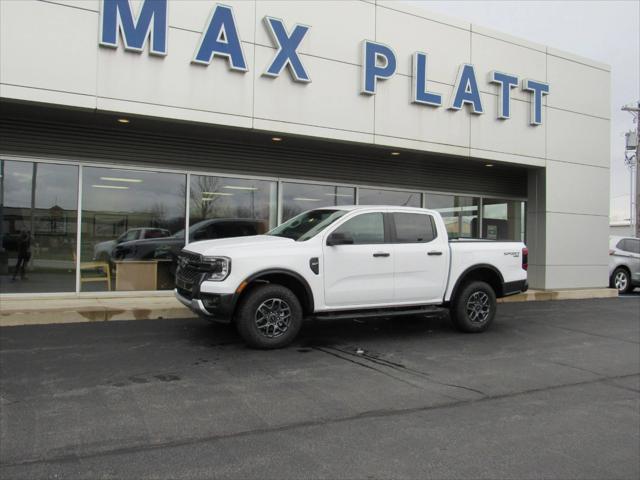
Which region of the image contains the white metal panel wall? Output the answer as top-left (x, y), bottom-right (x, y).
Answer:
top-left (0, 0), bottom-right (609, 166)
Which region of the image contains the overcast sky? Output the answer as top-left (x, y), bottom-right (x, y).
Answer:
top-left (409, 0), bottom-right (640, 222)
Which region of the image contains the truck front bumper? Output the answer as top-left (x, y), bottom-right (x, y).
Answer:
top-left (174, 278), bottom-right (235, 324)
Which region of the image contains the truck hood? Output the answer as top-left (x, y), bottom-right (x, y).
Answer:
top-left (183, 235), bottom-right (295, 256)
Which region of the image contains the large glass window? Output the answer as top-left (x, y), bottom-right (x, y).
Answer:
top-left (482, 198), bottom-right (525, 241)
top-left (80, 167), bottom-right (186, 291)
top-left (358, 188), bottom-right (421, 207)
top-left (282, 182), bottom-right (355, 221)
top-left (0, 160), bottom-right (78, 293)
top-left (189, 175), bottom-right (276, 240)
top-left (1, 155), bottom-right (530, 296)
top-left (426, 194), bottom-right (479, 239)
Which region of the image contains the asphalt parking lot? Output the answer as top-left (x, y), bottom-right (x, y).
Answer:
top-left (1, 297), bottom-right (639, 479)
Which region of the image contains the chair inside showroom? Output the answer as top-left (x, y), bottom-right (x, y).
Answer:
top-left (73, 252), bottom-right (111, 291)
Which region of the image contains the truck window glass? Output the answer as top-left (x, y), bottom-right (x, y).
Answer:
top-left (394, 213), bottom-right (435, 243)
top-left (268, 209), bottom-right (347, 241)
top-left (333, 213), bottom-right (385, 244)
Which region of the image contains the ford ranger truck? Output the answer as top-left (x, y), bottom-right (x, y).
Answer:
top-left (175, 206), bottom-right (528, 349)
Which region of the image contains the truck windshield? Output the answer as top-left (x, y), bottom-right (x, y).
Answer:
top-left (267, 209), bottom-right (347, 241)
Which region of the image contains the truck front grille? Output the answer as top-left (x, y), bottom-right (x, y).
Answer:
top-left (176, 251), bottom-right (205, 287)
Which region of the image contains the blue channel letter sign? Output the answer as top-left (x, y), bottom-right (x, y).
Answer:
top-left (98, 0), bottom-right (550, 125)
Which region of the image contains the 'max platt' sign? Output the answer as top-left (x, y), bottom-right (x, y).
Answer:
top-left (98, 0), bottom-right (551, 125)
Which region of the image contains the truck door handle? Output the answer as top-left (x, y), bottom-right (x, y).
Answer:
top-left (428, 251), bottom-right (443, 256)
top-left (373, 252), bottom-right (390, 258)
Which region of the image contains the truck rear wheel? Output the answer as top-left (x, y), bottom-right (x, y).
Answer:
top-left (450, 281), bottom-right (496, 333)
top-left (235, 284), bottom-right (303, 349)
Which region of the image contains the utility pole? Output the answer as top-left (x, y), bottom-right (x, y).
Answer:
top-left (622, 101), bottom-right (640, 238)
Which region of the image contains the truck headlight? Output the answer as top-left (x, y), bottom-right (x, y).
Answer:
top-left (201, 256), bottom-right (231, 281)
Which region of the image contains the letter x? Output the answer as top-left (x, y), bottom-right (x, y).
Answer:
top-left (263, 17), bottom-right (311, 83)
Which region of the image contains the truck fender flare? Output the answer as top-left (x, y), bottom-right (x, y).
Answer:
top-left (241, 268), bottom-right (315, 313)
top-left (448, 263), bottom-right (505, 302)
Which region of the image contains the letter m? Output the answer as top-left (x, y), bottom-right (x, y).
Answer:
top-left (99, 0), bottom-right (168, 55)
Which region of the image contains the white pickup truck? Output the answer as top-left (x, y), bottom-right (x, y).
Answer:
top-left (175, 206), bottom-right (528, 348)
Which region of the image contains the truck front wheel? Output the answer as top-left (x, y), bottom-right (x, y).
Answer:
top-left (235, 284), bottom-right (303, 349)
top-left (450, 281), bottom-right (497, 333)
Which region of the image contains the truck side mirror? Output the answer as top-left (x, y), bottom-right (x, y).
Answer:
top-left (326, 232), bottom-right (354, 246)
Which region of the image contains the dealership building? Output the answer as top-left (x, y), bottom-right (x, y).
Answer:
top-left (0, 0), bottom-right (611, 298)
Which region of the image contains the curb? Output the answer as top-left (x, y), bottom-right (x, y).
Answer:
top-left (498, 288), bottom-right (618, 303)
top-left (0, 298), bottom-right (196, 327)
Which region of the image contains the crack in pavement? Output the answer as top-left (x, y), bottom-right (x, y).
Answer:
top-left (2, 373), bottom-right (637, 470)
top-left (545, 360), bottom-right (640, 393)
top-left (525, 320), bottom-right (640, 345)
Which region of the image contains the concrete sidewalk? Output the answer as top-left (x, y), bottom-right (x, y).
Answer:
top-left (0, 294), bottom-right (192, 327)
top-left (0, 287), bottom-right (618, 327)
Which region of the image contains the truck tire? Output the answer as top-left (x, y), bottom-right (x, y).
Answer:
top-left (611, 267), bottom-right (632, 294)
top-left (450, 281), bottom-right (497, 333)
top-left (235, 284), bottom-right (303, 349)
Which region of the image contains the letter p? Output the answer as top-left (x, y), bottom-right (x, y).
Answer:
top-left (361, 41), bottom-right (396, 95)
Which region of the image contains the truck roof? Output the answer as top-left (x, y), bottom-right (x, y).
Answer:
top-left (317, 205), bottom-right (437, 214)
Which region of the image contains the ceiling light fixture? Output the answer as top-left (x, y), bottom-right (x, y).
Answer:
top-left (223, 186), bottom-right (258, 191)
top-left (99, 177), bottom-right (142, 183)
top-left (271, 137), bottom-right (283, 142)
top-left (485, 164), bottom-right (494, 167)
top-left (117, 118), bottom-right (130, 124)
top-left (391, 151), bottom-right (401, 156)
top-left (92, 184), bottom-right (129, 190)
top-left (325, 193), bottom-right (353, 198)
top-left (293, 197), bottom-right (321, 202)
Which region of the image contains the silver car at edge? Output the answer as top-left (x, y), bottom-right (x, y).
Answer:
top-left (609, 236), bottom-right (640, 294)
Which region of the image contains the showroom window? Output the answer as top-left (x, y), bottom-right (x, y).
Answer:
top-left (282, 182), bottom-right (355, 221)
top-left (189, 174), bottom-right (277, 240)
top-left (0, 160), bottom-right (78, 294)
top-left (482, 198), bottom-right (526, 241)
top-left (425, 194), bottom-right (480, 239)
top-left (80, 167), bottom-right (186, 292)
top-left (358, 188), bottom-right (421, 207)
top-left (0, 158), bottom-right (528, 296)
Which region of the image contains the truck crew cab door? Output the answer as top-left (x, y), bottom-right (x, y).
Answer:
top-left (322, 212), bottom-right (395, 308)
top-left (391, 211), bottom-right (449, 304)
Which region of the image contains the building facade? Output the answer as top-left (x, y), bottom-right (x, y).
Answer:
top-left (0, 0), bottom-right (611, 296)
